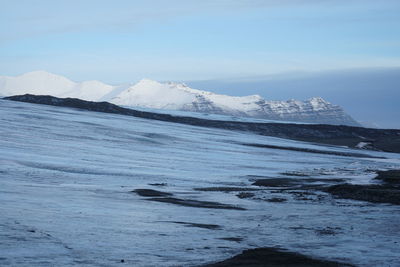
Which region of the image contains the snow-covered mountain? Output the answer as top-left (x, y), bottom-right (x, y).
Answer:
top-left (0, 71), bottom-right (359, 126)
top-left (0, 71), bottom-right (115, 101)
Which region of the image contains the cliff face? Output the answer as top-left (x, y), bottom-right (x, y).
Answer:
top-left (111, 80), bottom-right (359, 126)
top-left (177, 95), bottom-right (359, 126)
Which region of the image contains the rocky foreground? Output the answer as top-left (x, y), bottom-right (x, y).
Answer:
top-left (129, 169), bottom-right (400, 266)
top-left (1, 97), bottom-right (400, 266)
top-left (324, 170), bottom-right (400, 205)
top-left (4, 94), bottom-right (400, 153)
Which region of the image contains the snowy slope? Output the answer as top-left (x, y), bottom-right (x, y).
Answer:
top-left (0, 71), bottom-right (115, 101)
top-left (0, 71), bottom-right (76, 97)
top-left (1, 99), bottom-right (400, 266)
top-left (111, 79), bottom-right (196, 109)
top-left (0, 71), bottom-right (359, 125)
top-left (66, 80), bottom-right (115, 101)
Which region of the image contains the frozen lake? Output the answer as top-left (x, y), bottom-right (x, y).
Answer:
top-left (1, 99), bottom-right (399, 266)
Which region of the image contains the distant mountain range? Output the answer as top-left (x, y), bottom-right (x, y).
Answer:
top-left (0, 71), bottom-right (359, 126)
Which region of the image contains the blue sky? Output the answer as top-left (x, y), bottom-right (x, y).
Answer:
top-left (1, 0), bottom-right (400, 83)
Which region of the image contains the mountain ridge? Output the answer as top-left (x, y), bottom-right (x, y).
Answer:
top-left (0, 71), bottom-right (359, 126)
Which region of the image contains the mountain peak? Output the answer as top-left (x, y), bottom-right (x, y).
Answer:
top-left (19, 70), bottom-right (67, 80)
top-left (136, 78), bottom-right (160, 86)
top-left (166, 81), bottom-right (189, 88)
top-left (307, 97), bottom-right (334, 112)
top-left (309, 96), bottom-right (329, 103)
top-left (0, 71), bottom-right (117, 101)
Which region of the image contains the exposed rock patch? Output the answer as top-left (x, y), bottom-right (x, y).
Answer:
top-left (218, 237), bottom-right (243, 243)
top-left (132, 189), bottom-right (173, 197)
top-left (325, 183), bottom-right (400, 205)
top-left (242, 142), bottom-right (382, 158)
top-left (202, 247), bottom-right (354, 267)
top-left (265, 197), bottom-right (287, 203)
top-left (252, 178), bottom-right (345, 188)
top-left (280, 171), bottom-right (310, 177)
top-left (194, 187), bottom-right (259, 192)
top-left (318, 169), bottom-right (400, 205)
top-left (236, 192), bottom-right (255, 199)
top-left (146, 197), bottom-right (245, 210)
top-left (148, 183), bottom-right (167, 187)
top-left (168, 221), bottom-right (221, 230)
top-left (374, 169), bottom-right (400, 184)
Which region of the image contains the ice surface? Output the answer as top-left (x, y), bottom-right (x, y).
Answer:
top-left (0, 99), bottom-right (399, 266)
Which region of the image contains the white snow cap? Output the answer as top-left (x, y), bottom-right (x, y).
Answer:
top-left (0, 71), bottom-right (114, 101)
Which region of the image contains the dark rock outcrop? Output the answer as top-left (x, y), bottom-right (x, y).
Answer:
top-left (132, 189), bottom-right (173, 197)
top-left (324, 169), bottom-right (400, 205)
top-left (202, 247), bottom-right (354, 267)
top-left (325, 183), bottom-right (400, 205)
top-left (374, 170), bottom-right (400, 184)
top-left (146, 197), bottom-right (245, 210)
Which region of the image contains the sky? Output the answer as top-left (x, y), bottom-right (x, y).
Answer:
top-left (1, 0), bottom-right (400, 83)
top-left (1, 0), bottom-right (399, 128)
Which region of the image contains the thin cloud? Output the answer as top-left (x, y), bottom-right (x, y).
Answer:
top-left (1, 0), bottom-right (387, 43)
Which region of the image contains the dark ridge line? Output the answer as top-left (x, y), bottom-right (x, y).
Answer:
top-left (159, 221), bottom-right (222, 230)
top-left (4, 94), bottom-right (400, 153)
top-left (145, 197), bottom-right (246, 210)
top-left (241, 142), bottom-right (383, 158)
